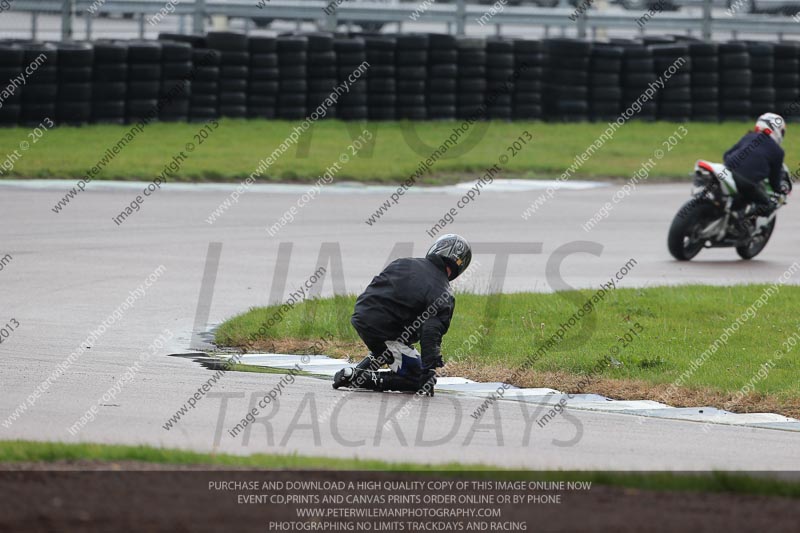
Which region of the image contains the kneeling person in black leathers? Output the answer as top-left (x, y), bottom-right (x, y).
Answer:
top-left (332, 234), bottom-right (472, 395)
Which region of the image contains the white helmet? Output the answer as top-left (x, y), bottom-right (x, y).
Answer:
top-left (755, 112), bottom-right (786, 146)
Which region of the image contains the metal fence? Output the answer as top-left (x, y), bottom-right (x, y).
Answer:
top-left (7, 0), bottom-right (800, 41)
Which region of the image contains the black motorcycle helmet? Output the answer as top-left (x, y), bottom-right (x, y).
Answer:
top-left (426, 234), bottom-right (472, 281)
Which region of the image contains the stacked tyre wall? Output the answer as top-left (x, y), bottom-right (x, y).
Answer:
top-left (1, 32), bottom-right (800, 127)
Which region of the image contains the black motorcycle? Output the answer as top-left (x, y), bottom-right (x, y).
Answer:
top-left (668, 160), bottom-right (790, 261)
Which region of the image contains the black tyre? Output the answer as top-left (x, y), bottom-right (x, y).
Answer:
top-left (58, 83), bottom-right (92, 100)
top-left (338, 106), bottom-right (368, 120)
top-left (160, 41), bottom-right (192, 62)
top-left (92, 100), bottom-right (125, 117)
top-left (428, 93), bottom-right (456, 105)
top-left (220, 51), bottom-right (250, 66)
top-left (514, 92), bottom-right (541, 105)
top-left (368, 78), bottom-right (396, 92)
top-left (58, 43), bottom-right (94, 68)
top-left (279, 65), bottom-right (306, 79)
top-left (219, 92), bottom-right (247, 106)
top-left (206, 32), bottom-right (248, 52)
top-left (720, 53), bottom-right (749, 69)
top-left (250, 94), bottom-right (277, 107)
top-left (545, 37), bottom-right (592, 56)
top-left (429, 64), bottom-right (457, 78)
top-left (736, 219), bottom-right (775, 260)
top-left (369, 107), bottom-right (395, 120)
top-left (220, 79), bottom-right (247, 92)
top-left (193, 81), bottom-right (219, 95)
top-left (247, 106), bottom-right (276, 119)
top-left (277, 106), bottom-right (307, 119)
top-left (249, 36), bottom-right (277, 54)
top-left (396, 66), bottom-right (427, 79)
top-left (667, 200), bottom-right (719, 261)
top-left (459, 66), bottom-right (486, 78)
top-left (430, 49), bottom-right (457, 64)
top-left (368, 51), bottom-right (395, 65)
top-left (93, 63), bottom-right (127, 82)
top-left (364, 35), bottom-right (396, 51)
top-left (127, 41), bottom-right (162, 62)
top-left (163, 62), bottom-right (193, 79)
top-left (250, 67), bottom-right (278, 81)
top-left (159, 33), bottom-right (205, 48)
top-left (93, 81), bottom-right (126, 100)
top-left (333, 37), bottom-right (366, 53)
top-left (691, 56), bottom-right (719, 71)
top-left (250, 80), bottom-right (279, 94)
top-left (553, 69), bottom-right (588, 84)
top-left (277, 36), bottom-right (308, 53)
top-left (250, 53), bottom-right (278, 69)
top-left (126, 99), bottom-right (159, 118)
top-left (691, 72), bottom-right (719, 87)
top-left (720, 69), bottom-right (752, 86)
top-left (60, 67), bottom-right (93, 82)
top-left (625, 73), bottom-right (658, 88)
top-left (397, 94), bottom-right (425, 107)
top-left (369, 93), bottom-right (396, 106)
top-left (191, 93), bottom-right (218, 107)
top-left (189, 107), bottom-right (219, 121)
top-left (219, 105), bottom-right (247, 118)
top-left (193, 66), bottom-right (220, 82)
top-left (458, 50), bottom-right (486, 65)
top-left (515, 104), bottom-right (542, 118)
top-left (487, 54), bottom-right (514, 69)
top-left (0, 44), bottom-right (24, 66)
top-left (278, 93), bottom-right (306, 107)
top-left (396, 34), bottom-right (429, 50)
top-left (591, 87), bottom-right (622, 100)
top-left (396, 50), bottom-right (427, 66)
top-left (129, 64), bottom-right (161, 80)
top-left (0, 104), bottom-right (21, 124)
top-left (128, 81), bottom-right (160, 97)
top-left (220, 65), bottom-right (248, 79)
top-left (396, 106), bottom-right (427, 120)
top-left (22, 84), bottom-right (58, 100)
top-left (193, 49), bottom-right (221, 66)
top-left (591, 58), bottom-right (622, 73)
top-left (549, 56), bottom-right (590, 70)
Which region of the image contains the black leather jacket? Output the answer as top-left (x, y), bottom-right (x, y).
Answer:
top-left (351, 256), bottom-right (454, 366)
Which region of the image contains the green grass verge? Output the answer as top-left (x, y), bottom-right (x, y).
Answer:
top-left (2, 440), bottom-right (799, 498)
top-left (216, 285), bottom-right (800, 404)
top-left (1, 119), bottom-right (785, 183)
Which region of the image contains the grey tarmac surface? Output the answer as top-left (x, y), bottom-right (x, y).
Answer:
top-left (1, 179), bottom-right (799, 470)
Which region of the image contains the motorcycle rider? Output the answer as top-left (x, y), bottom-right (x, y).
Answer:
top-left (723, 113), bottom-right (788, 231)
top-left (332, 234), bottom-right (472, 395)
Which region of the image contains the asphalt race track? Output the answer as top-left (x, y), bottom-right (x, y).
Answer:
top-left (2, 179), bottom-right (799, 470)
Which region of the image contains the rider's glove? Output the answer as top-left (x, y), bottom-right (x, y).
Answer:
top-left (423, 355), bottom-right (444, 371)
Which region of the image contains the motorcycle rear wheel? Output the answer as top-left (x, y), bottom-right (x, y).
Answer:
top-left (736, 218), bottom-right (776, 260)
top-left (667, 200), bottom-right (718, 261)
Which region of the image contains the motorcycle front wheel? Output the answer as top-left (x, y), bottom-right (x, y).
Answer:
top-left (667, 200), bottom-right (719, 261)
top-left (736, 218), bottom-right (776, 260)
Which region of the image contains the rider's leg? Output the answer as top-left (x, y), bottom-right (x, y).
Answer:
top-left (354, 337), bottom-right (394, 371)
top-left (345, 368), bottom-right (437, 396)
top-left (334, 341), bottom-right (436, 395)
top-left (334, 334), bottom-right (394, 389)
top-left (732, 172), bottom-right (773, 217)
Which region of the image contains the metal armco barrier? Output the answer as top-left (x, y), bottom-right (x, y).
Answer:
top-left (7, 0), bottom-right (800, 41)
